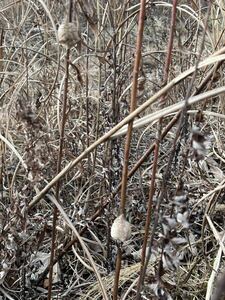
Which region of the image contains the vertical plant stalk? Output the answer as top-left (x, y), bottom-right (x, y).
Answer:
top-left (0, 29), bottom-right (4, 74)
top-left (85, 23), bottom-right (90, 149)
top-left (107, 0), bottom-right (118, 124)
top-left (47, 53), bottom-right (70, 295)
top-left (112, 246), bottom-right (122, 300)
top-left (120, 0), bottom-right (146, 215)
top-left (112, 1), bottom-right (146, 299)
top-left (47, 49), bottom-right (70, 300)
top-left (47, 2), bottom-right (73, 299)
top-left (136, 2), bottom-right (212, 299)
top-left (136, 0), bottom-right (177, 298)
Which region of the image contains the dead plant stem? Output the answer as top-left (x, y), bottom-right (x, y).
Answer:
top-left (136, 0), bottom-right (177, 297)
top-left (138, 2), bottom-right (212, 296)
top-left (47, 2), bottom-right (73, 298)
top-left (113, 1), bottom-right (146, 299)
top-left (47, 47), bottom-right (70, 299)
top-left (29, 53), bottom-right (225, 210)
top-left (120, 0), bottom-right (146, 215)
top-left (33, 33), bottom-right (225, 290)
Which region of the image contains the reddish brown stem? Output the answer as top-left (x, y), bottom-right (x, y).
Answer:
top-left (119, 0), bottom-right (146, 214)
top-left (112, 246), bottom-right (122, 300)
top-left (136, 0), bottom-right (177, 298)
top-left (113, 1), bottom-right (146, 299)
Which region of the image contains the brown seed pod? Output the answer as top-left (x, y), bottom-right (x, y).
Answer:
top-left (111, 214), bottom-right (131, 242)
top-left (58, 22), bottom-right (80, 49)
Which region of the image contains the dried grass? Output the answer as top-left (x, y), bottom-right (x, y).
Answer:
top-left (1, 1), bottom-right (225, 299)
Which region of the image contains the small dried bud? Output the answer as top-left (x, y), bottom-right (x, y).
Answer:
top-left (58, 22), bottom-right (80, 49)
top-left (111, 214), bottom-right (131, 242)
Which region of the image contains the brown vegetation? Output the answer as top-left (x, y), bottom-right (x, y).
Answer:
top-left (1, 1), bottom-right (225, 299)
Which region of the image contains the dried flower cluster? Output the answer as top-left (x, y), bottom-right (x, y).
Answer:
top-left (148, 184), bottom-right (190, 298)
top-left (162, 183), bottom-right (189, 269)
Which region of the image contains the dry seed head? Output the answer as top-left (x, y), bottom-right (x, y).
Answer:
top-left (111, 214), bottom-right (131, 242)
top-left (58, 22), bottom-right (80, 49)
